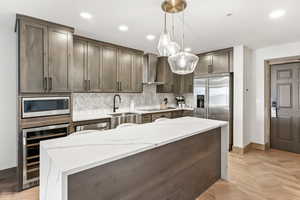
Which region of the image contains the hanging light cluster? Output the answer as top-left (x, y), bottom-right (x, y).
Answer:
top-left (157, 0), bottom-right (199, 75)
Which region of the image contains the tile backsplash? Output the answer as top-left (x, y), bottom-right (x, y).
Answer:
top-left (72, 85), bottom-right (178, 113)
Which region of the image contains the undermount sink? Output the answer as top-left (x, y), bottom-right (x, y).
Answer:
top-left (109, 112), bottom-right (140, 128)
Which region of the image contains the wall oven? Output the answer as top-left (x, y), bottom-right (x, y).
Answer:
top-left (22, 124), bottom-right (69, 189)
top-left (22, 97), bottom-right (70, 118)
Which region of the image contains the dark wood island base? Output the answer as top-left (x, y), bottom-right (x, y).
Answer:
top-left (68, 128), bottom-right (221, 200)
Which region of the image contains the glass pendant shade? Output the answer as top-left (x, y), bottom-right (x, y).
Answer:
top-left (166, 41), bottom-right (180, 56)
top-left (168, 51), bottom-right (199, 75)
top-left (157, 30), bottom-right (171, 56)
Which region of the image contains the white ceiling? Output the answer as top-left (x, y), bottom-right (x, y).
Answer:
top-left (1, 0), bottom-right (300, 54)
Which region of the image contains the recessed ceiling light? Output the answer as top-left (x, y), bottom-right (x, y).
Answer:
top-left (119, 25), bottom-right (129, 32)
top-left (269, 9), bottom-right (286, 19)
top-left (184, 47), bottom-right (192, 52)
top-left (80, 12), bottom-right (92, 19)
top-left (146, 34), bottom-right (156, 41)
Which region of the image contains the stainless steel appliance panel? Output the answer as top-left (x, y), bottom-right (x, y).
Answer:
top-left (193, 74), bottom-right (233, 151)
top-left (193, 78), bottom-right (208, 118)
top-left (208, 76), bottom-right (230, 121)
top-left (22, 97), bottom-right (70, 118)
top-left (76, 122), bottom-right (110, 132)
top-left (22, 124), bottom-right (69, 189)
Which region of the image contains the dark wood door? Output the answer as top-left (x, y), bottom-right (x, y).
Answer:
top-left (72, 38), bottom-right (87, 91)
top-left (271, 63), bottom-right (300, 153)
top-left (131, 53), bottom-right (143, 92)
top-left (101, 45), bottom-right (118, 92)
top-left (118, 49), bottom-right (132, 92)
top-left (48, 27), bottom-right (72, 92)
top-left (19, 20), bottom-right (48, 93)
top-left (87, 42), bottom-right (102, 91)
top-left (212, 51), bottom-right (229, 74)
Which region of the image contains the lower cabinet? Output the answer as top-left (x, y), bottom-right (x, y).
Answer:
top-left (141, 114), bottom-right (152, 124)
top-left (151, 112), bottom-right (172, 122)
top-left (183, 110), bottom-right (194, 117)
top-left (141, 110), bottom-right (191, 124)
top-left (171, 111), bottom-right (183, 118)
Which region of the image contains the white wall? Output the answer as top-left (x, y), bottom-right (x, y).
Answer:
top-left (0, 13), bottom-right (17, 170)
top-left (233, 45), bottom-right (254, 148)
top-left (252, 41), bottom-right (300, 145)
top-left (233, 45), bottom-right (245, 148)
top-left (244, 47), bottom-right (255, 147)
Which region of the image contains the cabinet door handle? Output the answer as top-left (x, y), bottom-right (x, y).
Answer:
top-left (88, 80), bottom-right (91, 90)
top-left (120, 82), bottom-right (122, 91)
top-left (84, 80), bottom-right (87, 91)
top-left (43, 77), bottom-right (48, 91)
top-left (208, 64), bottom-right (213, 73)
top-left (117, 81), bottom-right (121, 91)
top-left (48, 77), bottom-right (53, 91)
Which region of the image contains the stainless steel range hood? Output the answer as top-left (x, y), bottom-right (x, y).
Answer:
top-left (143, 53), bottom-right (164, 85)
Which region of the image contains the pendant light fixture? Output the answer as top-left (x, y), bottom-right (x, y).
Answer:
top-left (158, 0), bottom-right (199, 75)
top-left (166, 14), bottom-right (180, 56)
top-left (168, 11), bottom-right (199, 75)
top-left (157, 12), bottom-right (171, 56)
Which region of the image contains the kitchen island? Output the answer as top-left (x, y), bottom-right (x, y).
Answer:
top-left (40, 117), bottom-right (228, 200)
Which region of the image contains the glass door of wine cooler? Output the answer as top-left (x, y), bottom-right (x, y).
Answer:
top-left (22, 124), bottom-right (69, 189)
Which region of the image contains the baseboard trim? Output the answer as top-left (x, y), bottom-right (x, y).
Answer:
top-left (232, 143), bottom-right (269, 155)
top-left (0, 167), bottom-right (17, 179)
top-left (251, 142), bottom-right (270, 151)
top-left (232, 143), bottom-right (252, 155)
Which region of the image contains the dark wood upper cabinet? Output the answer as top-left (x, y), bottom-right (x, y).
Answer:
top-left (19, 19), bottom-right (48, 93)
top-left (195, 55), bottom-right (212, 76)
top-left (18, 15), bottom-right (145, 94)
top-left (117, 49), bottom-right (144, 93)
top-left (131, 53), bottom-right (143, 93)
top-left (211, 51), bottom-right (230, 74)
top-left (183, 73), bottom-right (194, 93)
top-left (101, 45), bottom-right (118, 92)
top-left (87, 42), bottom-right (102, 91)
top-left (48, 27), bottom-right (72, 92)
top-left (173, 73), bottom-right (194, 94)
top-left (17, 15), bottom-right (74, 94)
top-left (118, 48), bottom-right (133, 92)
top-left (157, 57), bottom-right (174, 93)
top-left (71, 37), bottom-right (143, 93)
top-left (72, 38), bottom-right (87, 92)
top-left (195, 48), bottom-right (233, 76)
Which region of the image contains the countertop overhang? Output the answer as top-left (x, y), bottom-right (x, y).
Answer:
top-left (40, 117), bottom-right (227, 175)
top-left (72, 107), bottom-right (194, 122)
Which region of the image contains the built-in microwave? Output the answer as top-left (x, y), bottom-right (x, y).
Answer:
top-left (22, 97), bottom-right (70, 118)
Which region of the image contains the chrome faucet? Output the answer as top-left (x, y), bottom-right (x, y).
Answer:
top-left (113, 94), bottom-right (122, 113)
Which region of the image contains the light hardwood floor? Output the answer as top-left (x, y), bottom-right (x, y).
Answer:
top-left (1, 149), bottom-right (300, 200)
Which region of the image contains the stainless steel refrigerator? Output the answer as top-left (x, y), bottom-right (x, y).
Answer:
top-left (193, 74), bottom-right (233, 150)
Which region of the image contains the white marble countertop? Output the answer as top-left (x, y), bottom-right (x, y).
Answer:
top-left (41, 117), bottom-right (227, 175)
top-left (72, 107), bottom-right (194, 122)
